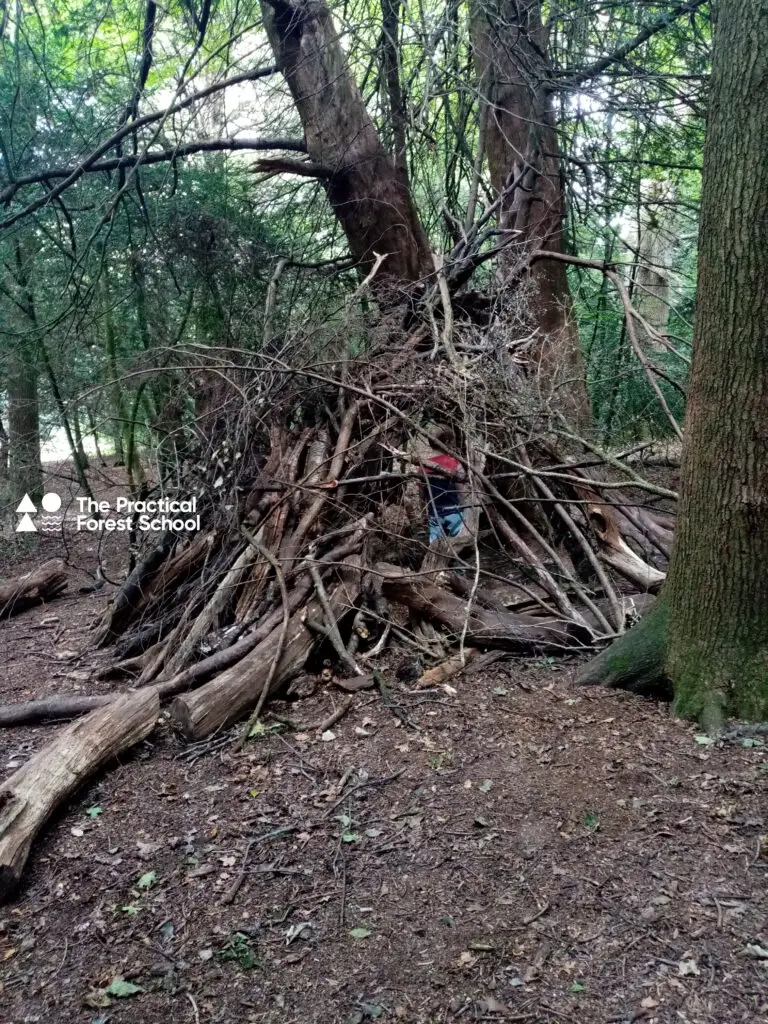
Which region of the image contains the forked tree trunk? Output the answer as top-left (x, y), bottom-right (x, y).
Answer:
top-left (260, 0), bottom-right (432, 284)
top-left (579, 0), bottom-right (768, 727)
top-left (470, 0), bottom-right (591, 427)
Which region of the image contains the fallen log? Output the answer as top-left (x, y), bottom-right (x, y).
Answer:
top-left (0, 694), bottom-right (113, 727)
top-left (0, 559), bottom-right (68, 619)
top-left (379, 565), bottom-right (592, 650)
top-left (0, 689), bottom-right (159, 903)
top-left (170, 558), bottom-right (363, 741)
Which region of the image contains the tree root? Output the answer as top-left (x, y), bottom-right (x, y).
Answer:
top-left (575, 595), bottom-right (672, 699)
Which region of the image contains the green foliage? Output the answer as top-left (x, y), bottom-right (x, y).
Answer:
top-left (0, 0), bottom-right (711, 480)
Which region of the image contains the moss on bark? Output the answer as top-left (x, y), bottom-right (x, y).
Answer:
top-left (575, 596), bottom-right (671, 699)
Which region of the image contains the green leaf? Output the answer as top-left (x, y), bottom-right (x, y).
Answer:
top-left (492, 687), bottom-right (507, 696)
top-left (137, 870), bottom-right (156, 890)
top-left (695, 734), bottom-right (715, 745)
top-left (741, 737), bottom-right (763, 747)
top-left (361, 1003), bottom-right (384, 1018)
top-left (119, 905), bottom-right (140, 916)
top-left (478, 779), bottom-right (492, 793)
top-left (583, 812), bottom-right (599, 831)
top-left (349, 927), bottom-right (372, 939)
top-left (342, 832), bottom-right (361, 843)
top-left (106, 977), bottom-right (144, 998)
top-left (85, 806), bottom-right (103, 819)
top-left (571, 981), bottom-right (585, 993)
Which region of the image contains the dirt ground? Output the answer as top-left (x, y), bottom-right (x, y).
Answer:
top-left (1, 463), bottom-right (767, 1024)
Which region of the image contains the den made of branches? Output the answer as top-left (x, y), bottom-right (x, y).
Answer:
top-left (2, 0), bottom-right (737, 902)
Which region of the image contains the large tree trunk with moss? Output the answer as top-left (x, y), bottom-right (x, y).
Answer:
top-left (260, 0), bottom-right (432, 286)
top-left (578, 0), bottom-right (768, 728)
top-left (470, 0), bottom-right (591, 427)
top-left (664, 0), bottom-right (768, 727)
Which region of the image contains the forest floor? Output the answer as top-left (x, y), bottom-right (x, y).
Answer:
top-left (1, 462), bottom-right (767, 1024)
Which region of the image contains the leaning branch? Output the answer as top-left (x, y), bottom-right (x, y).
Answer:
top-left (557, 0), bottom-right (708, 91)
top-left (0, 65), bottom-right (280, 226)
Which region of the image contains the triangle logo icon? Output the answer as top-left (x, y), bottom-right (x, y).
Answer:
top-left (16, 493), bottom-right (36, 514)
top-left (16, 512), bottom-right (38, 533)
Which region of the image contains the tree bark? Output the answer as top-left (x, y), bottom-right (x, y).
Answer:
top-left (170, 559), bottom-right (363, 740)
top-left (0, 560), bottom-right (68, 618)
top-left (0, 690), bottom-right (159, 903)
top-left (260, 0), bottom-right (432, 285)
top-left (579, 1), bottom-right (768, 727)
top-left (470, 0), bottom-right (591, 427)
top-left (663, 0), bottom-right (768, 727)
top-left (379, 565), bottom-right (591, 650)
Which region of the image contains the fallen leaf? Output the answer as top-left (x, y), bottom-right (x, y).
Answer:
top-left (320, 730), bottom-right (336, 742)
top-left (349, 927), bottom-right (372, 939)
top-left (640, 996), bottom-right (659, 1008)
top-left (746, 943), bottom-right (768, 960)
top-left (136, 870), bottom-right (156, 890)
top-left (70, 827), bottom-right (84, 838)
top-left (105, 977), bottom-right (144, 998)
top-left (478, 780), bottom-right (493, 793)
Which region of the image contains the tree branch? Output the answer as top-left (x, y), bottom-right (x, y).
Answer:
top-left (3, 138), bottom-right (306, 191)
top-left (0, 65), bottom-right (280, 227)
top-left (557, 0), bottom-right (708, 91)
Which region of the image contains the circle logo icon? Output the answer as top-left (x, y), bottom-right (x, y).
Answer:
top-left (41, 492), bottom-right (62, 512)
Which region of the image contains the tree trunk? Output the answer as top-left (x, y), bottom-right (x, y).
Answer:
top-left (170, 558), bottom-right (363, 740)
top-left (633, 180), bottom-right (675, 352)
top-left (0, 412), bottom-right (9, 480)
top-left (664, 0), bottom-right (768, 727)
top-left (470, 0), bottom-right (591, 427)
top-left (6, 337), bottom-right (42, 501)
top-left (578, 1), bottom-right (768, 728)
top-left (261, 0), bottom-right (432, 285)
top-left (379, 565), bottom-right (591, 650)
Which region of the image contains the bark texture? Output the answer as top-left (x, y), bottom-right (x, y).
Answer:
top-left (663, 0), bottom-right (768, 726)
top-left (0, 559), bottom-right (68, 618)
top-left (261, 0), bottom-right (432, 284)
top-left (470, 0), bottom-right (590, 425)
top-left (5, 337), bottom-right (42, 501)
top-left (0, 690), bottom-right (159, 902)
